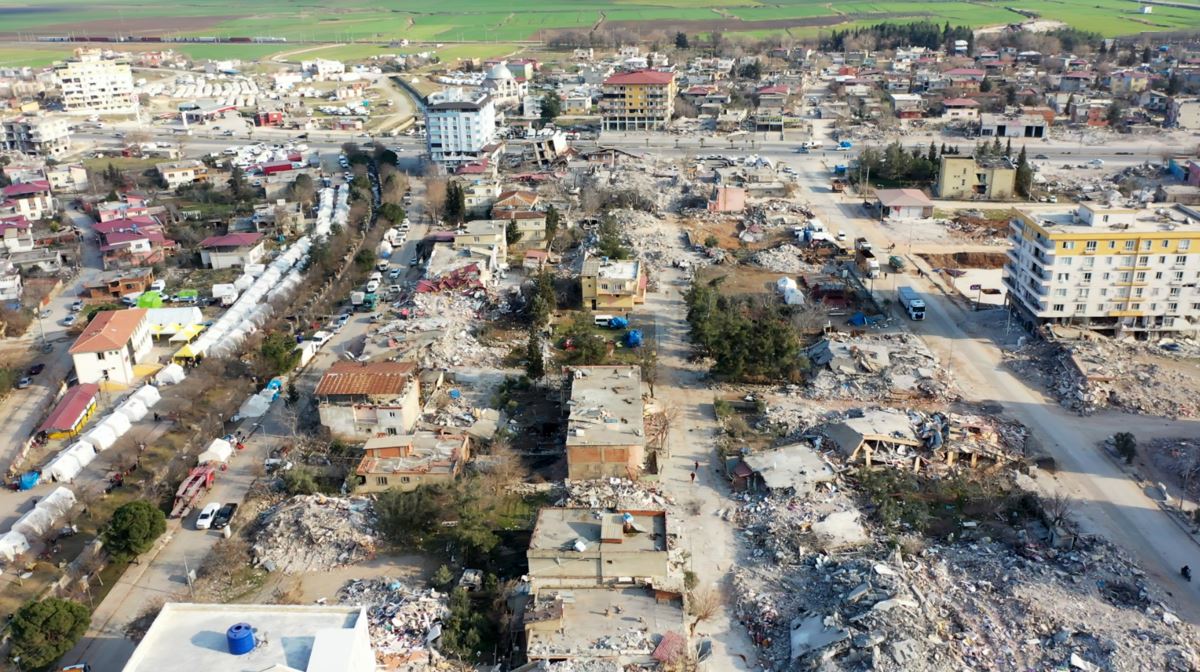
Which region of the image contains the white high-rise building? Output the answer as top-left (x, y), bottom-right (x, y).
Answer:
top-left (1, 116), bottom-right (71, 157)
top-left (424, 88), bottom-right (496, 166)
top-left (54, 49), bottom-right (136, 115)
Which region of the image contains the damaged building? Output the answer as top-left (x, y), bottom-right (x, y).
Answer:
top-left (314, 361), bottom-right (421, 440)
top-left (564, 366), bottom-right (646, 480)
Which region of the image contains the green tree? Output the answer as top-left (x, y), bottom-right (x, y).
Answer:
top-left (354, 248), bottom-right (376, 272)
top-left (377, 202), bottom-right (405, 223)
top-left (1107, 101), bottom-right (1125, 125)
top-left (104, 500), bottom-right (166, 560)
top-left (430, 564), bottom-right (455, 589)
top-left (1015, 145), bottom-right (1033, 199)
top-left (528, 271), bottom-right (556, 326)
top-left (704, 234), bottom-right (719, 248)
top-left (439, 588), bottom-right (496, 660)
top-left (737, 61), bottom-right (762, 80)
top-left (544, 204), bottom-right (561, 242)
top-left (281, 467), bottom-right (320, 495)
top-left (675, 31), bottom-right (689, 49)
top-left (260, 331), bottom-right (301, 376)
top-left (525, 328), bottom-right (545, 379)
top-left (1004, 138), bottom-right (1012, 157)
top-left (285, 381), bottom-right (299, 407)
top-left (445, 181), bottom-right (466, 225)
top-left (927, 141), bottom-right (938, 164)
top-left (506, 218), bottom-right (523, 246)
top-left (228, 165), bottom-right (248, 200)
top-left (1005, 86), bottom-right (1017, 106)
top-left (979, 77), bottom-right (993, 93)
top-left (288, 173), bottom-right (317, 207)
top-left (539, 90), bottom-right (562, 125)
top-left (1168, 72), bottom-right (1183, 96)
top-left (1114, 432), bottom-right (1137, 464)
top-left (562, 313), bottom-right (608, 365)
top-left (376, 485), bottom-right (442, 546)
top-left (10, 598), bottom-right (91, 670)
top-left (596, 215), bottom-right (631, 260)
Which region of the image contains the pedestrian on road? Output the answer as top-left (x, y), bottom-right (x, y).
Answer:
top-left (694, 460), bottom-right (700, 472)
top-left (690, 472), bottom-right (696, 484)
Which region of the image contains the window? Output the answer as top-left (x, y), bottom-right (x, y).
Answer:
top-left (1143, 240), bottom-right (1153, 251)
top-left (401, 476), bottom-right (411, 483)
top-left (1075, 303), bottom-right (1087, 313)
top-left (1109, 240), bottom-right (1117, 249)
top-left (1082, 272), bottom-right (1092, 282)
top-left (1077, 288), bottom-right (1090, 298)
top-left (1163, 240), bottom-right (1171, 248)
top-left (1085, 240), bottom-right (1097, 252)
top-left (1134, 288), bottom-right (1145, 298)
top-left (1062, 241), bottom-right (1075, 250)
top-left (1118, 272), bottom-right (1131, 282)
top-left (1082, 257), bottom-right (1095, 269)
top-left (1155, 272), bottom-right (1163, 280)
top-left (1169, 302), bottom-right (1179, 312)
top-left (386, 427), bottom-right (397, 435)
top-left (1177, 255), bottom-right (1188, 265)
top-left (1121, 256), bottom-right (1135, 266)
top-left (1100, 288), bottom-right (1108, 296)
top-left (1124, 240), bottom-right (1136, 251)
top-left (1138, 256), bottom-right (1149, 265)
top-left (1056, 273), bottom-right (1070, 281)
top-left (375, 476), bottom-right (388, 486)
top-left (1170, 287), bottom-right (1182, 296)
top-left (1175, 271), bottom-right (1185, 281)
top-left (1055, 288), bottom-right (1068, 297)
top-left (96, 352), bottom-right (106, 360)
top-left (1052, 304), bottom-right (1065, 311)
top-left (1103, 272), bottom-right (1111, 280)
top-left (1159, 256), bottom-right (1167, 264)
top-left (1181, 240), bottom-right (1192, 250)
top-left (1135, 272), bottom-right (1147, 281)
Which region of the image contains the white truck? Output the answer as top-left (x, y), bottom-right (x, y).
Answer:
top-left (897, 286), bottom-right (926, 321)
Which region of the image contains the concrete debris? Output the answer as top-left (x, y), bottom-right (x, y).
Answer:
top-left (375, 292), bottom-right (511, 369)
top-left (560, 477), bottom-right (674, 510)
top-left (1147, 437), bottom-right (1200, 501)
top-left (252, 494), bottom-right (377, 573)
top-left (800, 333), bottom-right (957, 402)
top-left (810, 511), bottom-right (868, 551)
top-left (337, 577), bottom-right (449, 668)
top-left (606, 208), bottom-right (710, 274)
top-left (750, 244), bottom-right (822, 274)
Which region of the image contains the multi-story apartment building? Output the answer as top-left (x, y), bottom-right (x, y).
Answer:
top-left (1, 116), bottom-right (71, 157)
top-left (1004, 205), bottom-right (1200, 334)
top-left (600, 70), bottom-right (676, 132)
top-left (936, 155), bottom-right (1016, 200)
top-left (581, 256), bottom-right (646, 313)
top-left (54, 49), bottom-right (136, 115)
top-left (424, 88), bottom-right (496, 166)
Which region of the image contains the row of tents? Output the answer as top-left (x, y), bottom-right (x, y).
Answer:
top-left (43, 384), bottom-right (161, 483)
top-left (0, 486), bottom-right (77, 561)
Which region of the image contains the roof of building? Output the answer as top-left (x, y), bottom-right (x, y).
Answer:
top-left (822, 409), bottom-right (922, 456)
top-left (201, 232), bottom-right (263, 248)
top-left (565, 365), bottom-right (644, 448)
top-left (92, 216), bottom-right (160, 235)
top-left (100, 229), bottom-right (172, 250)
top-left (314, 360), bottom-right (416, 397)
top-left (38, 383), bottom-right (99, 433)
top-left (874, 188), bottom-right (933, 208)
top-left (1018, 205), bottom-right (1200, 234)
top-left (581, 257), bottom-right (641, 280)
top-left (156, 160), bottom-right (205, 171)
top-left (524, 588), bottom-right (684, 661)
top-left (69, 309), bottom-right (147, 354)
top-left (530, 507), bottom-right (667, 553)
top-left (604, 69), bottom-right (675, 86)
top-left (486, 62), bottom-right (513, 80)
top-left (742, 443), bottom-right (837, 492)
top-left (944, 67), bottom-right (985, 77)
top-left (495, 189), bottom-right (537, 205)
top-left (356, 432), bottom-right (466, 476)
top-left (2, 180), bottom-right (50, 197)
top-left (457, 220), bottom-right (505, 237)
top-left (120, 602), bottom-right (374, 672)
top-left (83, 267), bottom-right (154, 288)
top-left (941, 97), bottom-right (980, 107)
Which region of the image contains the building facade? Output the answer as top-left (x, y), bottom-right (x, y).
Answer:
top-left (353, 433), bottom-right (470, 493)
top-left (54, 49), bottom-right (136, 115)
top-left (600, 70), bottom-right (676, 132)
top-left (315, 361), bottom-right (421, 440)
top-left (69, 308), bottom-right (152, 385)
top-left (581, 257), bottom-right (646, 313)
top-left (425, 88), bottom-right (497, 166)
top-left (936, 155), bottom-right (1016, 200)
top-left (1004, 205), bottom-right (1200, 334)
top-left (1169, 97), bottom-right (1200, 130)
top-left (1, 116), bottom-right (71, 157)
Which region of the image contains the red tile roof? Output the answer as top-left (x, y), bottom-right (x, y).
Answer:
top-left (201, 232), bottom-right (263, 248)
top-left (69, 309), bottom-right (147, 354)
top-left (2, 180), bottom-right (50, 197)
top-left (942, 97), bottom-right (980, 107)
top-left (604, 69), bottom-right (675, 86)
top-left (314, 361), bottom-right (417, 397)
top-left (39, 383), bottom-right (99, 433)
top-left (945, 68), bottom-right (985, 77)
top-left (93, 216), bottom-right (160, 235)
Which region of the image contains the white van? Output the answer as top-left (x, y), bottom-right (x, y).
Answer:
top-left (593, 314), bottom-right (616, 327)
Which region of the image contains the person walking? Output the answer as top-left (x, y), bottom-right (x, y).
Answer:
top-left (690, 471), bottom-right (696, 484)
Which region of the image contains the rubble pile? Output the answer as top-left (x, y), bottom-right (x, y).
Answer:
top-left (801, 333), bottom-right (957, 402)
top-left (734, 534), bottom-right (1199, 671)
top-left (377, 293), bottom-right (512, 369)
top-left (1147, 437), bottom-right (1200, 500)
top-left (609, 208), bottom-right (709, 273)
top-left (252, 495), bottom-right (377, 573)
top-left (561, 477), bottom-right (674, 510)
top-left (337, 578), bottom-right (449, 668)
top-left (749, 244), bottom-right (821, 274)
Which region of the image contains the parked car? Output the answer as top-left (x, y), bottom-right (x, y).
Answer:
top-left (26, 363), bottom-right (45, 376)
top-left (38, 308), bottom-right (52, 319)
top-left (69, 300), bottom-right (83, 312)
top-left (62, 315), bottom-right (77, 327)
top-left (211, 503), bottom-right (238, 530)
top-left (16, 377), bottom-right (31, 389)
top-left (388, 268), bottom-right (402, 279)
top-left (194, 502), bottom-right (220, 530)
top-left (150, 279), bottom-right (166, 292)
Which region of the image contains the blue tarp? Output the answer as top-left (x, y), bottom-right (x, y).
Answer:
top-left (625, 329), bottom-right (643, 347)
top-left (18, 471), bottom-right (39, 490)
top-left (608, 316), bottom-right (629, 329)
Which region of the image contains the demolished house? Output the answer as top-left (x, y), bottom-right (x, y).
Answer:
top-left (739, 442), bottom-right (837, 495)
top-left (819, 408), bottom-right (1024, 472)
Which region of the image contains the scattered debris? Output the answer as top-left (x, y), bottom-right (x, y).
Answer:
top-left (560, 477), bottom-right (674, 510)
top-left (252, 495), bottom-right (378, 573)
top-left (750, 244), bottom-right (822, 274)
top-left (337, 578), bottom-right (449, 668)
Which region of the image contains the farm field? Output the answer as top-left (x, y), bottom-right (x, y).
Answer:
top-left (0, 0), bottom-right (1197, 45)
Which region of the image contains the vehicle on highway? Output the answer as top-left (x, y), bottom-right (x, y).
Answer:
top-left (194, 502), bottom-right (220, 530)
top-left (211, 503), bottom-right (238, 530)
top-left (16, 376), bottom-right (31, 389)
top-left (62, 315), bottom-right (77, 327)
top-left (27, 363), bottom-right (45, 376)
top-left (1034, 154), bottom-right (1048, 160)
top-left (1087, 159), bottom-right (1105, 167)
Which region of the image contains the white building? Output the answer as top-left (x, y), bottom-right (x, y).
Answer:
top-left (1, 116), bottom-right (71, 157)
top-left (54, 49), bottom-right (136, 115)
top-left (0, 259), bottom-right (21, 302)
top-left (425, 88), bottom-right (496, 166)
top-left (301, 58), bottom-right (346, 80)
top-left (121, 602), bottom-right (376, 672)
top-left (68, 308), bottom-right (153, 385)
top-left (482, 62), bottom-right (526, 104)
top-left (1004, 205), bottom-right (1200, 334)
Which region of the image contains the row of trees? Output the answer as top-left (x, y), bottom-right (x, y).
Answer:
top-left (685, 279), bottom-right (808, 382)
top-left (822, 21), bottom-right (973, 53)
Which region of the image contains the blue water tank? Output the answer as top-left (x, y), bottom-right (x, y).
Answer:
top-left (227, 623), bottom-right (255, 655)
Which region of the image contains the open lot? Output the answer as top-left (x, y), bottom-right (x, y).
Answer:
top-left (0, 0), bottom-right (1196, 47)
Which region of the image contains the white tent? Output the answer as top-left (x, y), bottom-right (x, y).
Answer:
top-left (13, 507), bottom-right (54, 537)
top-left (64, 441), bottom-right (97, 470)
top-left (44, 451), bottom-right (83, 482)
top-left (236, 392), bottom-right (272, 420)
top-left (132, 384), bottom-right (162, 408)
top-left (155, 363), bottom-right (187, 385)
top-left (0, 531), bottom-right (29, 561)
top-left (197, 438), bottom-right (234, 464)
top-left (100, 412), bottom-right (132, 437)
top-left (116, 398), bottom-right (148, 423)
top-left (81, 424), bottom-right (117, 451)
top-left (36, 487), bottom-right (76, 519)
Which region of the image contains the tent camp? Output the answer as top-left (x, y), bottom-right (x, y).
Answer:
top-left (64, 441), bottom-right (97, 469)
top-left (100, 412), bottom-right (132, 437)
top-left (44, 451), bottom-right (83, 482)
top-left (81, 424), bottom-right (117, 451)
top-left (0, 531), bottom-right (29, 561)
top-left (155, 363), bottom-right (187, 385)
top-left (13, 507), bottom-right (54, 537)
top-left (36, 487), bottom-right (77, 519)
top-left (116, 397), bottom-right (148, 423)
top-left (132, 384), bottom-right (162, 408)
top-left (197, 438), bottom-right (233, 464)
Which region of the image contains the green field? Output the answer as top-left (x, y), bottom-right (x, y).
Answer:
top-left (0, 0), bottom-right (1196, 48)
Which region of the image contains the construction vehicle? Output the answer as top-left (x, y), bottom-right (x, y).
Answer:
top-left (170, 465), bottom-right (217, 519)
top-left (831, 178), bottom-right (847, 193)
top-left (856, 248), bottom-right (880, 279)
top-left (897, 286), bottom-right (926, 321)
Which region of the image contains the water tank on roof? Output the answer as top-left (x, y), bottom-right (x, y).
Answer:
top-left (227, 623), bottom-right (256, 655)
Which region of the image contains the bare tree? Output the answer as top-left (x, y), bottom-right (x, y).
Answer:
top-left (424, 176), bottom-right (447, 224)
top-left (687, 585), bottom-right (722, 635)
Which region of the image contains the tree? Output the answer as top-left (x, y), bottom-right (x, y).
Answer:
top-left (1142, 45), bottom-right (1152, 64)
top-left (1169, 72), bottom-right (1184, 96)
top-left (104, 500), bottom-right (166, 560)
top-left (281, 468), bottom-right (320, 495)
top-left (430, 564), bottom-right (455, 589)
top-left (228, 165), bottom-right (248, 200)
top-left (1015, 146), bottom-right (1034, 199)
top-left (544, 204), bottom-right (561, 242)
top-left (539, 90), bottom-right (562, 125)
top-left (528, 271), bottom-right (556, 326)
top-left (675, 31), bottom-right (690, 49)
top-left (737, 60), bottom-right (762, 80)
top-left (927, 141), bottom-right (938, 164)
top-left (444, 181), bottom-right (466, 225)
top-left (10, 597), bottom-right (91, 670)
top-left (979, 77), bottom-right (993, 93)
top-left (1106, 101), bottom-right (1125, 125)
top-left (525, 328), bottom-right (545, 379)
top-left (1114, 432), bottom-right (1137, 464)
top-left (289, 173), bottom-right (317, 207)
top-left (505, 218), bottom-right (523, 245)
top-left (260, 331), bottom-right (301, 376)
top-left (639, 344), bottom-right (658, 397)
top-left (1005, 86), bottom-right (1018, 106)
top-left (354, 248), bottom-right (376, 272)
top-left (377, 202), bottom-right (405, 223)
top-left (596, 214), bottom-right (630, 260)
top-left (1005, 138), bottom-right (1012, 157)
top-left (424, 177), bottom-right (447, 224)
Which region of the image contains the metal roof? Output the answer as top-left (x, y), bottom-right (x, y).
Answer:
top-left (314, 361), bottom-right (416, 397)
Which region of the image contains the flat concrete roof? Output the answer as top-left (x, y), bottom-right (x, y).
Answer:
top-left (1021, 205), bottom-right (1200, 234)
top-left (565, 366), bottom-right (645, 448)
top-left (582, 257), bottom-right (641, 280)
top-left (122, 602), bottom-right (372, 672)
top-left (525, 588), bottom-right (684, 661)
top-left (530, 507), bottom-right (667, 553)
